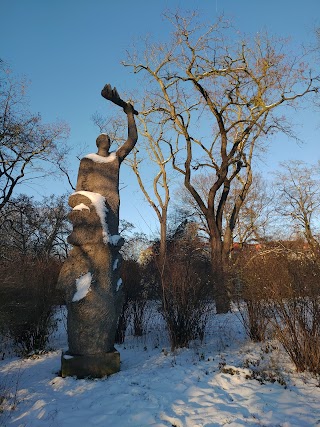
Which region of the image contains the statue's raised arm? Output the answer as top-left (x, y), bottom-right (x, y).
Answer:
top-left (101, 84), bottom-right (138, 162)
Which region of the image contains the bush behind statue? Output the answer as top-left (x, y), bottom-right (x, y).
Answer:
top-left (0, 255), bottom-right (62, 357)
top-left (159, 236), bottom-right (213, 351)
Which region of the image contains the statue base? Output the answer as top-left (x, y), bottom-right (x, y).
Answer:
top-left (61, 350), bottom-right (120, 379)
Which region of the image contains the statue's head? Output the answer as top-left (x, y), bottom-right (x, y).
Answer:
top-left (96, 134), bottom-right (111, 157)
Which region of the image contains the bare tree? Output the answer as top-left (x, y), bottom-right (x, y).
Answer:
top-left (0, 194), bottom-right (70, 260)
top-left (275, 161), bottom-right (320, 257)
top-left (0, 194), bottom-right (35, 257)
top-left (124, 12), bottom-right (319, 312)
top-left (31, 195), bottom-right (70, 259)
top-left (0, 63), bottom-right (69, 210)
top-left (128, 110), bottom-right (175, 268)
top-left (174, 172), bottom-right (273, 247)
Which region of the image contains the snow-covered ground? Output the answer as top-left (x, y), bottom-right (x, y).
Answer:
top-left (1, 305), bottom-right (320, 427)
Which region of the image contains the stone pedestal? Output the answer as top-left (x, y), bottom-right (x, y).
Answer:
top-left (61, 350), bottom-right (120, 379)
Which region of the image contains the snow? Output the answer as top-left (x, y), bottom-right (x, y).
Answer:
top-left (109, 235), bottom-right (122, 246)
top-left (1, 306), bottom-right (320, 427)
top-left (84, 152), bottom-right (117, 163)
top-left (116, 278), bottom-right (122, 292)
top-left (113, 258), bottom-right (119, 271)
top-left (72, 272), bottom-right (92, 302)
top-left (73, 191), bottom-right (109, 244)
top-left (72, 203), bottom-right (90, 211)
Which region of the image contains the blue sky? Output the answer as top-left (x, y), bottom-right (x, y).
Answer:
top-left (2, 0), bottom-right (320, 234)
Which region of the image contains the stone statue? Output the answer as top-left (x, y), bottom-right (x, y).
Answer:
top-left (58, 84), bottom-right (138, 378)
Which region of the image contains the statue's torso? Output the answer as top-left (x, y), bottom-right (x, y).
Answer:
top-left (75, 153), bottom-right (120, 234)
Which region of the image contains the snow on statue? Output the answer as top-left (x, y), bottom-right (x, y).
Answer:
top-left (58, 84), bottom-right (138, 378)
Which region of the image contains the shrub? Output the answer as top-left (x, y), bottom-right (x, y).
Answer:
top-left (115, 300), bottom-right (130, 344)
top-left (236, 299), bottom-right (270, 342)
top-left (115, 259), bottom-right (148, 343)
top-left (160, 236), bottom-right (212, 351)
top-left (0, 255), bottom-right (61, 356)
top-left (233, 248), bottom-right (289, 342)
top-left (270, 296), bottom-right (320, 374)
top-left (269, 256), bottom-right (320, 375)
top-left (236, 245), bottom-right (320, 375)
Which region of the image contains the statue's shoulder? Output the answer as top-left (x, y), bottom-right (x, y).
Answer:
top-left (83, 152), bottom-right (118, 164)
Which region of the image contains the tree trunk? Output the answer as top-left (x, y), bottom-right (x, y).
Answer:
top-left (210, 236), bottom-right (230, 313)
top-left (223, 227), bottom-right (233, 265)
top-left (159, 212), bottom-right (167, 273)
